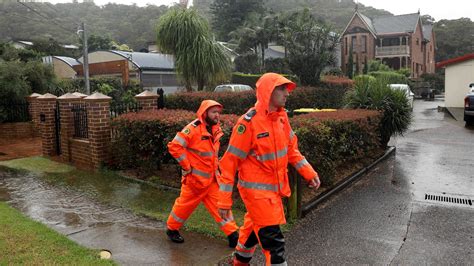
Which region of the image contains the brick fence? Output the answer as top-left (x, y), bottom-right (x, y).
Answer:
top-left (31, 90), bottom-right (160, 170)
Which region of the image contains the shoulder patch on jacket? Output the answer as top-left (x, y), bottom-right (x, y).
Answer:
top-left (237, 124), bottom-right (246, 135)
top-left (243, 109), bottom-right (257, 122)
top-left (191, 119), bottom-right (201, 127)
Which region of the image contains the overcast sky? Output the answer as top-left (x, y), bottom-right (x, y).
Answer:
top-left (41, 0), bottom-right (474, 21)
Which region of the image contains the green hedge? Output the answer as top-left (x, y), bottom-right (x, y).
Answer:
top-left (368, 71), bottom-right (408, 84)
top-left (165, 86), bottom-right (351, 115)
top-left (109, 109), bottom-right (381, 185)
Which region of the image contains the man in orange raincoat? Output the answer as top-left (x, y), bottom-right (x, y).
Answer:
top-left (166, 100), bottom-right (239, 247)
top-left (218, 73), bottom-right (321, 265)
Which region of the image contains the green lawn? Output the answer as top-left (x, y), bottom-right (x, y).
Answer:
top-left (0, 202), bottom-right (115, 265)
top-left (0, 156), bottom-right (248, 238)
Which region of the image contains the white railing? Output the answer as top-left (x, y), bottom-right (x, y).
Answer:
top-left (375, 46), bottom-right (410, 57)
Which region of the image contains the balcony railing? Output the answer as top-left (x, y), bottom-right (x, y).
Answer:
top-left (375, 46), bottom-right (410, 57)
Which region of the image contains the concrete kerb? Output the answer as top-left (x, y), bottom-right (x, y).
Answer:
top-left (302, 146), bottom-right (396, 216)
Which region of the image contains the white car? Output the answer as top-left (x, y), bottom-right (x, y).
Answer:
top-left (389, 84), bottom-right (415, 109)
top-left (214, 84), bottom-right (253, 92)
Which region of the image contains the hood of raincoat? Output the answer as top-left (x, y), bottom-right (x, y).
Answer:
top-left (197, 100), bottom-right (223, 124)
top-left (255, 73), bottom-right (296, 113)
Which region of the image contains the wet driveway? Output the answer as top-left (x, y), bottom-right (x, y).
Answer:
top-left (0, 170), bottom-right (230, 265)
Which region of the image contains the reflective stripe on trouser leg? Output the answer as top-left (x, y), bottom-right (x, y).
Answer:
top-left (257, 225), bottom-right (286, 266)
top-left (234, 213), bottom-right (259, 264)
top-left (202, 182), bottom-right (239, 236)
top-left (166, 183), bottom-right (205, 230)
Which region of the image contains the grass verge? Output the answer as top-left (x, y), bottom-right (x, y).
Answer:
top-left (0, 202), bottom-right (115, 265)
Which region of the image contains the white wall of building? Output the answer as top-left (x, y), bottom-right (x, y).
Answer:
top-left (445, 59), bottom-right (474, 108)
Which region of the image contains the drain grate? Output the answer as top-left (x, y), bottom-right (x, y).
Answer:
top-left (0, 152), bottom-right (6, 156)
top-left (425, 194), bottom-right (472, 206)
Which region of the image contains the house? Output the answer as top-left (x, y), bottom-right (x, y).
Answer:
top-left (340, 8), bottom-right (436, 78)
top-left (436, 53), bottom-right (474, 108)
top-left (42, 56), bottom-right (81, 79)
top-left (78, 50), bottom-right (181, 94)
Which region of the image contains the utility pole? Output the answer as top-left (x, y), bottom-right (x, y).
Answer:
top-left (81, 22), bottom-right (90, 95)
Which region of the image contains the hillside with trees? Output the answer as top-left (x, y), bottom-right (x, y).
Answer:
top-left (0, 0), bottom-right (471, 62)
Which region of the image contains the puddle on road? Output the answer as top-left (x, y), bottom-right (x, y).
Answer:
top-left (0, 169), bottom-right (230, 265)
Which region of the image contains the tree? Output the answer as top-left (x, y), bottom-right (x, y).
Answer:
top-left (156, 8), bottom-right (231, 91)
top-left (87, 34), bottom-right (113, 52)
top-left (434, 18), bottom-right (474, 62)
top-left (210, 0), bottom-right (264, 41)
top-left (280, 9), bottom-right (338, 85)
top-left (230, 13), bottom-right (276, 70)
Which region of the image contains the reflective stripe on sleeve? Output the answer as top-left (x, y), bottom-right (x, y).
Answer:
top-left (294, 158), bottom-right (309, 170)
top-left (238, 179), bottom-right (278, 192)
top-left (227, 145), bottom-right (247, 159)
top-left (187, 148), bottom-right (213, 157)
top-left (173, 135), bottom-right (187, 147)
top-left (175, 154), bottom-right (186, 162)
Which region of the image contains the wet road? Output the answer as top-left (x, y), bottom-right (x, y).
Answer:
top-left (257, 99), bottom-right (474, 264)
top-left (0, 171), bottom-right (230, 265)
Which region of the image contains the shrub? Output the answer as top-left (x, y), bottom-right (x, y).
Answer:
top-left (109, 109), bottom-right (238, 173)
top-left (264, 58), bottom-right (291, 74)
top-left (321, 75), bottom-right (354, 89)
top-left (165, 90), bottom-right (256, 114)
top-left (234, 53), bottom-right (261, 74)
top-left (110, 108), bottom-right (381, 185)
top-left (368, 71), bottom-right (408, 85)
top-left (323, 67), bottom-right (344, 77)
top-left (165, 86), bottom-right (350, 114)
top-left (291, 109), bottom-right (381, 185)
top-left (344, 77), bottom-right (412, 147)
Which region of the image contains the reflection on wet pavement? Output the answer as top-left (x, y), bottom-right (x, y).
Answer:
top-left (0, 171), bottom-right (230, 265)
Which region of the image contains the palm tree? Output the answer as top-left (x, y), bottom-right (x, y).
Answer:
top-left (156, 8), bottom-right (231, 91)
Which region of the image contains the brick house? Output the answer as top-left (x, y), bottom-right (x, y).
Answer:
top-left (340, 9), bottom-right (436, 78)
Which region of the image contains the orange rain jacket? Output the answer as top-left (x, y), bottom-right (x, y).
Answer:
top-left (168, 100), bottom-right (224, 190)
top-left (218, 73), bottom-right (319, 225)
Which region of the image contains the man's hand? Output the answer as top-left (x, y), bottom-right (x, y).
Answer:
top-left (308, 176), bottom-right (321, 190)
top-left (218, 208), bottom-right (233, 221)
top-left (181, 168), bottom-right (192, 177)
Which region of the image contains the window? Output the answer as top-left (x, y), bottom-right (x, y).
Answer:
top-left (345, 37), bottom-right (348, 55)
top-left (361, 36), bottom-right (367, 53)
top-left (352, 36), bottom-right (357, 52)
top-left (416, 38), bottom-right (419, 45)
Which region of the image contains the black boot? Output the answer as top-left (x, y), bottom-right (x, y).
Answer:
top-left (227, 231), bottom-right (239, 248)
top-left (166, 229), bottom-right (184, 243)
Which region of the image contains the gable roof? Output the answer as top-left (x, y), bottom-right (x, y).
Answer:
top-left (110, 50), bottom-right (174, 70)
top-left (341, 11), bottom-right (377, 39)
top-left (422, 24), bottom-right (433, 41)
top-left (372, 13), bottom-right (420, 34)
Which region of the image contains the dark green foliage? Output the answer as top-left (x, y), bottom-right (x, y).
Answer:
top-left (234, 53), bottom-right (261, 74)
top-left (210, 0), bottom-right (264, 41)
top-left (156, 8), bottom-right (231, 90)
top-left (282, 9), bottom-right (338, 86)
top-left (264, 58), bottom-right (291, 74)
top-left (434, 18), bottom-right (474, 62)
top-left (344, 76), bottom-right (412, 147)
top-left (368, 71), bottom-right (408, 85)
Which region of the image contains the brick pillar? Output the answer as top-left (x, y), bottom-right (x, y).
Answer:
top-left (135, 90), bottom-right (159, 111)
top-left (72, 92), bottom-right (88, 98)
top-left (57, 93), bottom-right (82, 162)
top-left (84, 92), bottom-right (112, 169)
top-left (37, 93), bottom-right (58, 156)
top-left (26, 93), bottom-right (42, 133)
